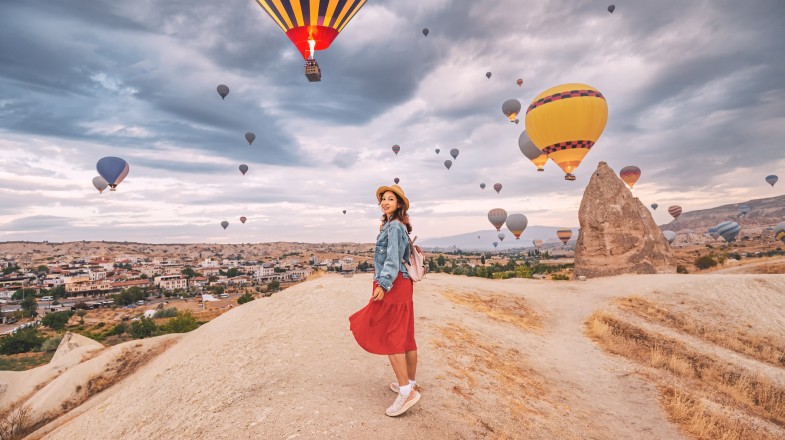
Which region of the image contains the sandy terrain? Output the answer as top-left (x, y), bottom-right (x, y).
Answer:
top-left (3, 272), bottom-right (783, 439)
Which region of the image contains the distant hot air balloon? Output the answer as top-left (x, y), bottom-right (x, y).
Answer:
top-left (488, 208), bottom-right (508, 231)
top-left (519, 130), bottom-right (547, 172)
top-left (442, 160), bottom-right (452, 170)
top-left (394, 178), bottom-right (400, 184)
top-left (533, 239), bottom-right (543, 249)
top-left (422, 28), bottom-right (429, 37)
top-left (662, 230), bottom-right (676, 244)
top-left (707, 227), bottom-right (719, 239)
top-left (505, 214), bottom-right (528, 239)
top-left (525, 83), bottom-right (608, 180)
top-left (486, 72), bottom-right (492, 79)
top-left (245, 132), bottom-right (256, 145)
top-left (239, 164), bottom-right (249, 175)
top-left (240, 216), bottom-right (247, 224)
top-left (217, 84), bottom-right (229, 99)
top-left (766, 175), bottom-right (778, 187)
top-left (502, 99), bottom-right (522, 122)
top-left (668, 205), bottom-right (682, 220)
top-left (253, 0), bottom-right (367, 82)
top-left (775, 221), bottom-right (785, 243)
top-left (343, 210), bottom-right (346, 214)
top-left (608, 5), bottom-right (615, 13)
top-left (716, 221), bottom-right (741, 243)
top-left (92, 176), bottom-right (109, 194)
top-left (480, 183), bottom-right (486, 189)
top-left (739, 205), bottom-right (750, 216)
top-left (221, 221), bottom-right (229, 230)
top-left (498, 233), bottom-right (505, 241)
top-left (516, 79), bottom-right (523, 87)
top-left (435, 148), bottom-right (440, 154)
top-left (556, 228), bottom-right (572, 244)
top-left (450, 148), bottom-right (459, 159)
top-left (96, 157), bottom-right (129, 191)
top-left (651, 203), bottom-right (659, 211)
top-left (514, 119), bottom-right (520, 125)
top-left (392, 144), bottom-right (400, 155)
top-left (492, 242), bottom-right (498, 248)
top-left (619, 166), bottom-right (641, 188)
top-left (493, 183), bottom-right (502, 194)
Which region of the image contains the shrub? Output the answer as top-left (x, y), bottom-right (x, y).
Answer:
top-left (153, 307), bottom-right (179, 319)
top-left (41, 311), bottom-right (74, 331)
top-left (694, 255), bottom-right (717, 270)
top-left (676, 265), bottom-right (689, 274)
top-left (41, 335), bottom-right (63, 352)
top-left (237, 293), bottom-right (255, 305)
top-left (159, 312), bottom-right (200, 334)
top-left (129, 318), bottom-right (157, 339)
top-left (551, 273), bottom-right (570, 280)
top-left (107, 322), bottom-right (128, 336)
top-left (0, 327), bottom-right (45, 355)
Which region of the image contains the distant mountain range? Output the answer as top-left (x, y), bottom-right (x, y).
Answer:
top-left (662, 194), bottom-right (785, 232)
top-left (419, 226), bottom-right (579, 251)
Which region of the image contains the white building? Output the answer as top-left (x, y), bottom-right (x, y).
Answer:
top-left (201, 259), bottom-right (220, 268)
top-left (154, 275), bottom-right (188, 291)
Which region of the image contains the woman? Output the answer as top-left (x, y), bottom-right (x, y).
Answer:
top-left (349, 184), bottom-right (420, 417)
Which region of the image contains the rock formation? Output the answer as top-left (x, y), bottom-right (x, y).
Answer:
top-left (574, 162), bottom-right (676, 278)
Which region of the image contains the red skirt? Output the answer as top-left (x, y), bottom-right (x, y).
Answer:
top-left (349, 273), bottom-right (417, 355)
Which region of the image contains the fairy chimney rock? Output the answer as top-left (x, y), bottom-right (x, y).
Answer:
top-left (574, 162), bottom-right (676, 278)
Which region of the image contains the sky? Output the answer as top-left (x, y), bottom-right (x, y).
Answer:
top-left (1, 0), bottom-right (784, 244)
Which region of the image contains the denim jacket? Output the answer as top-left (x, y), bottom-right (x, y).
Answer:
top-left (373, 220), bottom-right (411, 291)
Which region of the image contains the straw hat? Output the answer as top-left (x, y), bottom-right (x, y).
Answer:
top-left (376, 184), bottom-right (409, 211)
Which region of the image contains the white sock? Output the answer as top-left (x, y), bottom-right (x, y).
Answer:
top-left (409, 380), bottom-right (416, 388)
top-left (399, 383), bottom-right (413, 397)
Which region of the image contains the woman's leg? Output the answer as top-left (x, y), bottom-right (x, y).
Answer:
top-left (388, 353), bottom-right (409, 389)
top-left (405, 350), bottom-right (417, 381)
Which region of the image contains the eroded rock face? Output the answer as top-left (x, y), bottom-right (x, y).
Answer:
top-left (574, 162), bottom-right (676, 278)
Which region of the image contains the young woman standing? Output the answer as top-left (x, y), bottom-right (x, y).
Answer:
top-left (349, 184), bottom-right (420, 417)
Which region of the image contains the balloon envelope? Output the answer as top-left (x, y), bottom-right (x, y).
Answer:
top-left (608, 5), bottom-right (615, 13)
top-left (240, 216), bottom-right (247, 224)
top-left (245, 132), bottom-right (256, 145)
top-left (533, 239), bottom-right (543, 248)
top-left (92, 176), bottom-right (109, 193)
top-left (505, 214), bottom-right (528, 239)
top-left (488, 208), bottom-right (508, 231)
top-left (480, 183), bottom-right (486, 189)
top-left (662, 230), bottom-right (676, 244)
top-left (775, 221), bottom-right (785, 243)
top-left (343, 210), bottom-right (346, 214)
top-left (96, 157), bottom-right (129, 191)
top-left (217, 84), bottom-right (229, 99)
top-left (444, 160), bottom-right (452, 170)
top-left (765, 175), bottom-right (778, 187)
top-left (651, 203), bottom-right (658, 210)
top-left (517, 79), bottom-right (523, 87)
top-left (435, 148), bottom-right (440, 154)
top-left (716, 221), bottom-right (741, 243)
top-left (668, 205), bottom-right (682, 219)
top-left (450, 148), bottom-right (459, 159)
top-left (525, 83), bottom-right (608, 180)
top-left (518, 130), bottom-right (547, 171)
top-left (221, 221), bottom-right (229, 230)
top-left (619, 166), bottom-right (641, 188)
top-left (422, 28), bottom-right (429, 36)
top-left (492, 242), bottom-right (498, 248)
top-left (498, 233), bottom-right (505, 241)
top-left (556, 228), bottom-right (572, 244)
top-left (239, 164), bottom-right (249, 175)
top-left (493, 183), bottom-right (502, 194)
top-left (502, 99), bottom-right (522, 122)
top-left (394, 178), bottom-right (400, 184)
top-left (392, 144), bottom-right (400, 155)
top-left (486, 72), bottom-right (492, 79)
top-left (739, 205), bottom-right (750, 215)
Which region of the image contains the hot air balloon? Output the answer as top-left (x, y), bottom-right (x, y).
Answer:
top-left (739, 205), bottom-right (750, 216)
top-left (533, 239), bottom-right (543, 249)
top-left (506, 214), bottom-right (528, 239)
top-left (608, 5), bottom-right (615, 13)
top-left (92, 176), bottom-right (109, 194)
top-left (651, 203), bottom-right (658, 210)
top-left (775, 221), bottom-right (785, 243)
top-left (525, 83), bottom-right (608, 180)
top-left (765, 175), bottom-right (778, 187)
top-left (394, 178), bottom-right (400, 184)
top-left (514, 119), bottom-right (520, 125)
top-left (493, 183), bottom-right (502, 194)
top-left (488, 208), bottom-right (508, 231)
top-left (221, 221), bottom-right (229, 230)
top-left (254, 0), bottom-right (367, 81)
top-left (245, 132), bottom-right (256, 145)
top-left (450, 148), bottom-right (459, 159)
top-left (716, 221), bottom-right (741, 243)
top-left (480, 183), bottom-right (486, 190)
top-left (239, 164), bottom-right (249, 175)
top-left (240, 216), bottom-right (247, 224)
top-left (343, 210), bottom-right (346, 214)
top-left (556, 228), bottom-right (572, 244)
top-left (435, 148), bottom-right (440, 154)
top-left (96, 157), bottom-right (129, 191)
top-left (518, 130), bottom-right (547, 171)
top-left (707, 227), bottom-right (719, 239)
top-left (668, 205), bottom-right (682, 220)
top-left (422, 28), bottom-right (429, 37)
top-left (444, 160), bottom-right (452, 170)
top-left (486, 72), bottom-right (492, 79)
top-left (392, 144), bottom-right (400, 155)
top-left (516, 79), bottom-right (523, 87)
top-left (492, 242), bottom-right (498, 248)
top-left (619, 166), bottom-right (641, 189)
top-left (498, 233), bottom-right (505, 241)
top-left (502, 99), bottom-right (522, 122)
top-left (662, 230), bottom-right (676, 244)
top-left (217, 84), bottom-right (229, 99)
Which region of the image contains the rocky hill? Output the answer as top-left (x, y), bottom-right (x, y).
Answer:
top-left (661, 194), bottom-right (785, 232)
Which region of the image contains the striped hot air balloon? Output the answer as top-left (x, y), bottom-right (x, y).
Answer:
top-left (668, 205), bottom-right (682, 220)
top-left (556, 228), bottom-right (572, 244)
top-left (488, 208), bottom-right (508, 231)
top-left (392, 144), bottom-right (400, 155)
top-left (715, 221), bottom-right (741, 243)
top-left (619, 166), bottom-right (641, 189)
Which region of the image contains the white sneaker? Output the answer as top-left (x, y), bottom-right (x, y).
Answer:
top-left (389, 382), bottom-right (421, 393)
top-left (385, 390), bottom-right (420, 417)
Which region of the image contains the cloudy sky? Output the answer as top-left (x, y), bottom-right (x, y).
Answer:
top-left (1, 0), bottom-right (784, 244)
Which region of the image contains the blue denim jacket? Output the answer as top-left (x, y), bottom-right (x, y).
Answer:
top-left (373, 220), bottom-right (410, 291)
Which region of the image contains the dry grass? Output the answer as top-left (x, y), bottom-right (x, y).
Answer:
top-left (432, 322), bottom-right (550, 438)
top-left (441, 290), bottom-right (541, 331)
top-left (0, 406), bottom-right (45, 440)
top-left (617, 296), bottom-right (785, 367)
top-left (586, 311), bottom-right (785, 436)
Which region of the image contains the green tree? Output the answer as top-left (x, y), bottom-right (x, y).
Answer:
top-left (181, 267), bottom-right (198, 278)
top-left (237, 293), bottom-right (255, 304)
top-left (12, 288), bottom-right (36, 301)
top-left (437, 255), bottom-right (446, 267)
top-left (129, 318), bottom-right (157, 339)
top-left (37, 265), bottom-right (49, 274)
top-left (225, 268), bottom-right (240, 278)
top-left (51, 285), bottom-right (66, 299)
top-left (2, 265), bottom-right (19, 276)
top-left (20, 296), bottom-right (38, 318)
top-left (480, 254), bottom-right (486, 265)
top-left (112, 286), bottom-right (146, 306)
top-left (159, 312), bottom-right (199, 333)
top-left (267, 280), bottom-right (280, 291)
top-left (41, 311), bottom-right (74, 331)
top-left (0, 326), bottom-right (44, 355)
top-left (694, 255), bottom-right (717, 270)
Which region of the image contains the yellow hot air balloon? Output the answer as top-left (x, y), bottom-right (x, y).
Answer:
top-left (524, 83), bottom-right (608, 180)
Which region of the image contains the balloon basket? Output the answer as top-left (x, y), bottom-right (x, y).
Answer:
top-left (565, 174), bottom-right (576, 181)
top-left (305, 59), bottom-right (321, 82)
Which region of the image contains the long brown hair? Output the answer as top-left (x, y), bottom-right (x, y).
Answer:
top-left (379, 192), bottom-right (413, 233)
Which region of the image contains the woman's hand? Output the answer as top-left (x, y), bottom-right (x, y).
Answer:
top-left (371, 285), bottom-right (385, 301)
